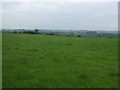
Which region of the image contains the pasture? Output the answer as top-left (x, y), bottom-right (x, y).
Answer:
top-left (2, 33), bottom-right (118, 88)
top-left (0, 32), bottom-right (2, 89)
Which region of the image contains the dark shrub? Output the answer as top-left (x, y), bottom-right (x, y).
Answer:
top-left (35, 29), bottom-right (38, 34)
top-left (49, 33), bottom-right (56, 35)
top-left (77, 35), bottom-right (81, 37)
top-left (25, 31), bottom-right (35, 34)
top-left (18, 32), bottom-right (21, 34)
top-left (23, 30), bottom-right (28, 34)
top-left (108, 37), bottom-right (112, 38)
top-left (45, 33), bottom-right (56, 35)
top-left (13, 30), bottom-right (17, 33)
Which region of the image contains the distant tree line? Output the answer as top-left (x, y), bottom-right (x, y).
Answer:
top-left (14, 29), bottom-right (39, 34)
top-left (12, 29), bottom-right (118, 38)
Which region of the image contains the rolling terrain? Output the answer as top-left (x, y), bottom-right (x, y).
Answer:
top-left (2, 33), bottom-right (118, 88)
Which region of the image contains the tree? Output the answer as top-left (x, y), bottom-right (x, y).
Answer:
top-left (23, 30), bottom-right (27, 34)
top-left (18, 31), bottom-right (21, 34)
top-left (35, 29), bottom-right (38, 34)
top-left (27, 31), bottom-right (34, 34)
top-left (77, 35), bottom-right (81, 37)
top-left (13, 30), bottom-right (17, 33)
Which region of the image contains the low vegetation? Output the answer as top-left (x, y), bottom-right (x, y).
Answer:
top-left (4, 29), bottom-right (118, 38)
top-left (2, 33), bottom-right (118, 88)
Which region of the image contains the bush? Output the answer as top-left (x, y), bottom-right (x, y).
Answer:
top-left (23, 30), bottom-right (28, 34)
top-left (35, 29), bottom-right (38, 34)
top-left (13, 30), bottom-right (17, 33)
top-left (108, 37), bottom-right (112, 38)
top-left (18, 32), bottom-right (21, 34)
top-left (77, 35), bottom-right (81, 37)
top-left (49, 33), bottom-right (56, 35)
top-left (27, 31), bottom-right (35, 34)
top-left (45, 33), bottom-right (56, 35)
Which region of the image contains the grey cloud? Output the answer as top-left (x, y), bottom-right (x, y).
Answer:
top-left (2, 2), bottom-right (118, 30)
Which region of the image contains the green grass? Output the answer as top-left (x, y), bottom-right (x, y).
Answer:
top-left (0, 32), bottom-right (2, 89)
top-left (2, 33), bottom-right (118, 88)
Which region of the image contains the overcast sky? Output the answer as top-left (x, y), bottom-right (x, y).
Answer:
top-left (2, 2), bottom-right (118, 30)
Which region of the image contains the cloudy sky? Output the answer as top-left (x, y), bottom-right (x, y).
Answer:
top-left (2, 2), bottom-right (118, 30)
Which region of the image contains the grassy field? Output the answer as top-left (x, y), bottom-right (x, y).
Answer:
top-left (2, 33), bottom-right (118, 88)
top-left (0, 32), bottom-right (2, 89)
